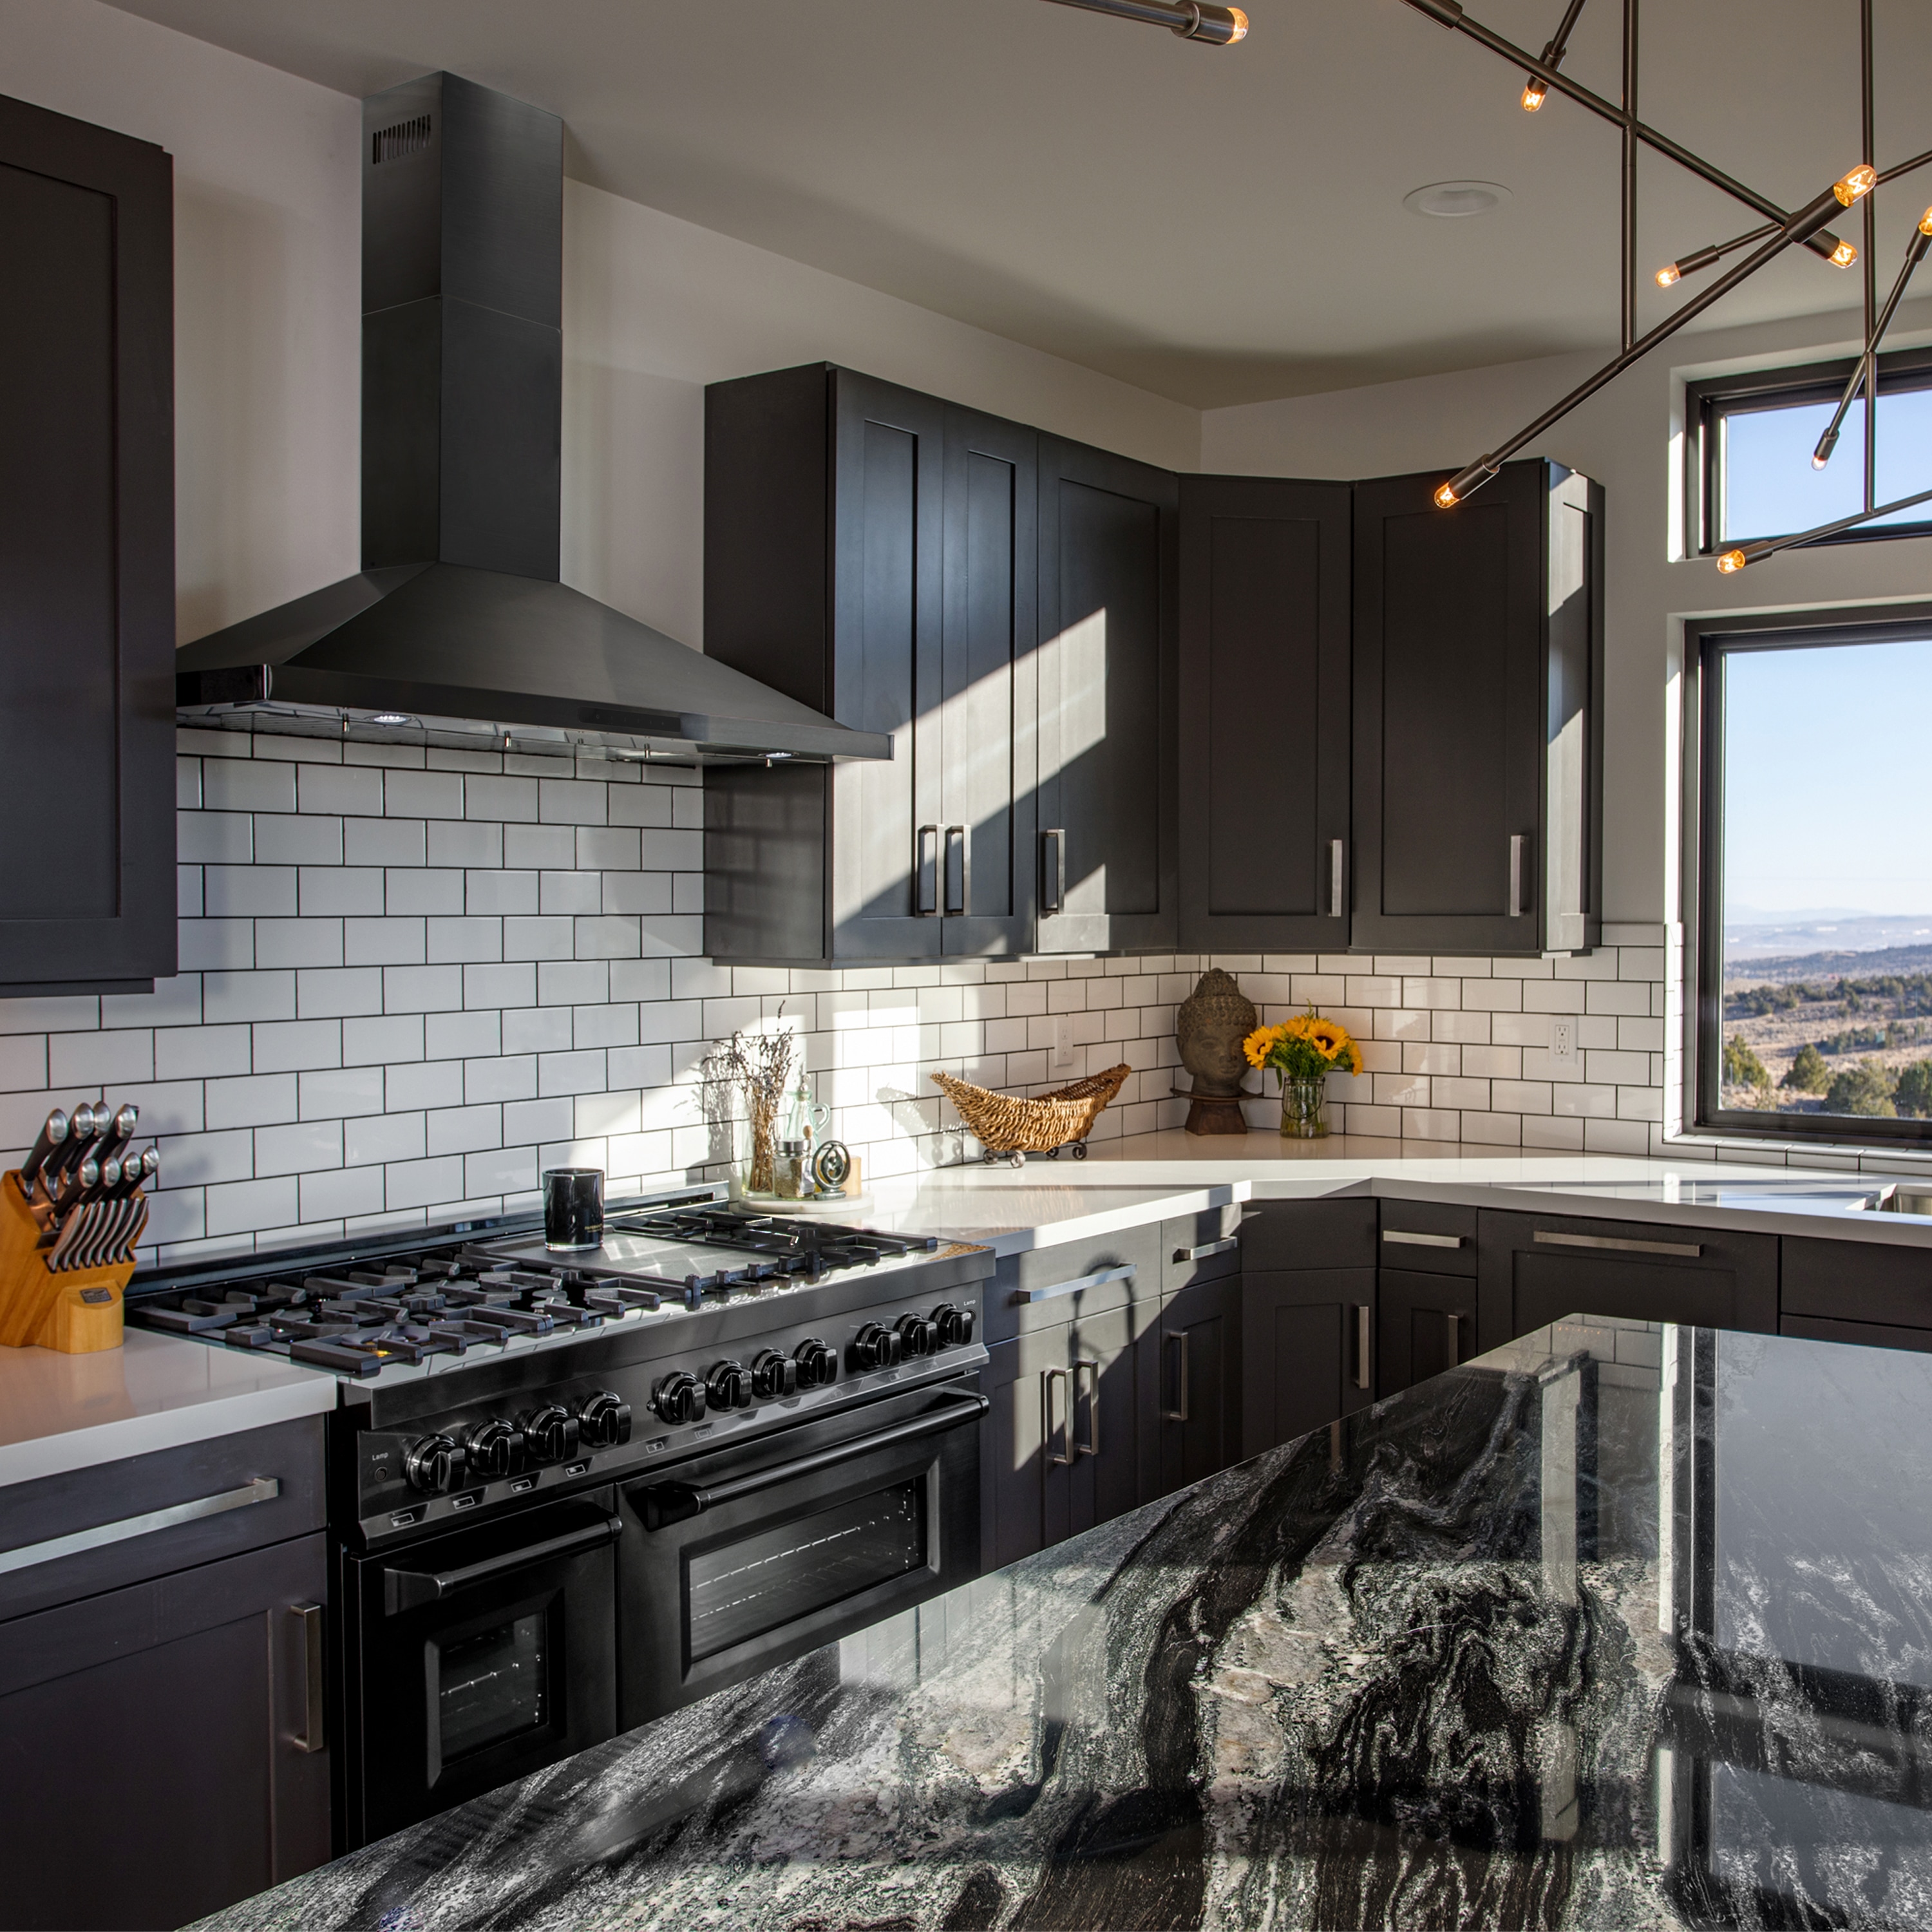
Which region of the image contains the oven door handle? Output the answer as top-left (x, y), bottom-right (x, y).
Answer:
top-left (636, 1391), bottom-right (991, 1531)
top-left (382, 1513), bottom-right (623, 1616)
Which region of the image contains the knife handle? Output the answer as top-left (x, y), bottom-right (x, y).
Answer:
top-left (20, 1110), bottom-right (69, 1195)
top-left (46, 1103), bottom-right (99, 1184)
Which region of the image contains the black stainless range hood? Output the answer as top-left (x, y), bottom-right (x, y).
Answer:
top-left (176, 73), bottom-right (886, 766)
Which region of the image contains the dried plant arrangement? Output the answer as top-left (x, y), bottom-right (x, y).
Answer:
top-left (706, 1009), bottom-right (798, 1196)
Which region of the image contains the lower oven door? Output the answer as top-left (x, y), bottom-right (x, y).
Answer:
top-left (618, 1375), bottom-right (985, 1727)
top-left (345, 1489), bottom-right (620, 1846)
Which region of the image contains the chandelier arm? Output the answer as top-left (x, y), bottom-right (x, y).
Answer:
top-left (1621, 0), bottom-right (1638, 352)
top-left (1037, 0), bottom-right (1246, 41)
top-left (1815, 225), bottom-right (1932, 466)
top-left (1723, 482), bottom-right (1932, 572)
top-left (1878, 148), bottom-right (1932, 187)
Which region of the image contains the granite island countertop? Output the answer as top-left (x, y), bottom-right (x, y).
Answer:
top-left (194, 1312), bottom-right (1932, 1931)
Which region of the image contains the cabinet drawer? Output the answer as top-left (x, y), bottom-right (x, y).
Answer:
top-left (1782, 1236), bottom-right (1932, 1332)
top-left (0, 1415), bottom-right (325, 1624)
top-left (1378, 1198), bottom-right (1477, 1276)
top-left (1162, 1204), bottom-right (1242, 1294)
top-left (1242, 1196), bottom-right (1376, 1273)
top-left (989, 1221), bottom-right (1161, 1343)
top-left (1782, 1311), bottom-right (1932, 1357)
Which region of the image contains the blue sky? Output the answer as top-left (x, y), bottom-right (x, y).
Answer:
top-left (1723, 636), bottom-right (1932, 916)
top-left (1724, 388), bottom-right (1932, 541)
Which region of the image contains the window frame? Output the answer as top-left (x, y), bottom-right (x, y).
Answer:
top-left (1685, 347), bottom-right (1932, 558)
top-left (1690, 601), bottom-right (1932, 1147)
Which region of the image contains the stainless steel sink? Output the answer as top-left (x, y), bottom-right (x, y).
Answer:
top-left (1853, 1185), bottom-right (1932, 1215)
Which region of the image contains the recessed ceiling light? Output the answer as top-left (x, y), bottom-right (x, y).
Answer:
top-left (1403, 180), bottom-right (1513, 219)
top-left (368, 712), bottom-right (414, 727)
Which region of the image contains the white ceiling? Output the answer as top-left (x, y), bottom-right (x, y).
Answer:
top-left (107, 0), bottom-right (1932, 407)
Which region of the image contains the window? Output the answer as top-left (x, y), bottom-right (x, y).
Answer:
top-left (1687, 350), bottom-right (1932, 557)
top-left (1692, 607), bottom-right (1932, 1144)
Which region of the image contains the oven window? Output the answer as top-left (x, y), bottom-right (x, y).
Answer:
top-left (433, 1610), bottom-right (549, 1762)
top-left (687, 1481), bottom-right (927, 1663)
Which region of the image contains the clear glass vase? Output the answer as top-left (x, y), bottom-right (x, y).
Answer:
top-left (1279, 1075), bottom-right (1329, 1139)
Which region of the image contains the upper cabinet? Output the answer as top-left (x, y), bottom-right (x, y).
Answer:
top-left (703, 365), bottom-right (1037, 964)
top-left (1034, 439), bottom-right (1178, 955)
top-left (1350, 459), bottom-right (1602, 958)
top-left (0, 93), bottom-right (176, 993)
top-left (1177, 475), bottom-right (1351, 955)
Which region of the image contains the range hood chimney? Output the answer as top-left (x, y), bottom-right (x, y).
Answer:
top-left (176, 73), bottom-right (886, 765)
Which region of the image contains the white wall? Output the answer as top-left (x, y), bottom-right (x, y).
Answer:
top-left (1201, 300), bottom-right (1932, 929)
top-left (0, 0), bottom-right (362, 643)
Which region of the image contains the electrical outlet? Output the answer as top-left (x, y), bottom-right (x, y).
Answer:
top-left (1050, 1015), bottom-right (1079, 1072)
top-left (1551, 1017), bottom-right (1578, 1070)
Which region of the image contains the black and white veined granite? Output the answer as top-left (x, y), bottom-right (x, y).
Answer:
top-left (194, 1320), bottom-right (1932, 1931)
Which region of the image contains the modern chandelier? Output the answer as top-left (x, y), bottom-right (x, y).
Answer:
top-left (1043, 0), bottom-right (1932, 573)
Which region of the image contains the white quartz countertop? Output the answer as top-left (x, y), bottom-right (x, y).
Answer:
top-left (0, 1327), bottom-right (339, 1490)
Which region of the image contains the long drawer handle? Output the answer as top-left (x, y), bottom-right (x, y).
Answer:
top-left (916, 824), bottom-right (940, 916)
top-left (1074, 1358), bottom-right (1100, 1457)
top-left (1533, 1229), bottom-right (1702, 1260)
top-left (1173, 1236), bottom-right (1239, 1264)
top-left (290, 1602), bottom-right (326, 1754)
top-left (1354, 1305), bottom-right (1372, 1391)
top-left (0, 1476), bottom-right (279, 1578)
top-left (1329, 837), bottom-right (1345, 918)
top-left (1041, 828), bottom-right (1066, 914)
top-left (1509, 833), bottom-right (1528, 919)
top-left (1043, 1367), bottom-right (1073, 1467)
top-left (945, 825), bottom-right (971, 917)
top-left (639, 1393), bottom-right (991, 1529)
top-left (384, 1513), bottom-right (623, 1613)
top-left (1018, 1262), bottom-right (1137, 1305)
top-left (1382, 1229), bottom-right (1466, 1250)
top-left (1160, 1331), bottom-right (1191, 1423)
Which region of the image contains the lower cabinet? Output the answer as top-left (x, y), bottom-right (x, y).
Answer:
top-left (1781, 1235), bottom-right (1932, 1352)
top-left (1475, 1208), bottom-right (1779, 1352)
top-left (1378, 1266), bottom-right (1478, 1397)
top-left (1240, 1268), bottom-right (1377, 1457)
top-left (1146, 1272), bottom-right (1242, 1499)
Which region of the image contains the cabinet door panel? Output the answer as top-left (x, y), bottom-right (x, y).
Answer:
top-left (1476, 1209), bottom-right (1778, 1353)
top-left (1242, 1268), bottom-right (1376, 1459)
top-left (1065, 1301), bottom-right (1145, 1535)
top-left (0, 95), bottom-right (174, 989)
top-left (1036, 437), bottom-right (1177, 952)
top-left (1177, 476), bottom-right (1350, 952)
top-left (940, 408), bottom-right (1036, 954)
top-left (1378, 1266), bottom-right (1477, 1399)
top-left (829, 371), bottom-right (943, 959)
top-left (1151, 1274), bottom-right (1242, 1498)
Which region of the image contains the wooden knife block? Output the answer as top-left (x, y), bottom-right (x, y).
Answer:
top-left (0, 1171), bottom-right (132, 1354)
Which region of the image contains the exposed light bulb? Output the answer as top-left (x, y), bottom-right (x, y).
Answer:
top-left (1435, 457), bottom-right (1499, 509)
top-left (1829, 238), bottom-right (1859, 268)
top-left (1920, 206), bottom-right (1932, 237)
top-left (1434, 480), bottom-right (1460, 508)
top-left (1812, 423), bottom-right (1839, 469)
top-left (1522, 79), bottom-right (1548, 110)
top-left (1716, 549), bottom-right (1748, 574)
top-left (1833, 164), bottom-right (1877, 207)
top-left (1656, 263), bottom-right (1680, 287)
top-left (1224, 6), bottom-right (1249, 41)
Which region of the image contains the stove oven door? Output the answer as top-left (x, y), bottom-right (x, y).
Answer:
top-left (345, 1489), bottom-right (620, 1846)
top-left (618, 1374), bottom-right (985, 1727)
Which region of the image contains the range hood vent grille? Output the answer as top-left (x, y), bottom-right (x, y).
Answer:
top-left (372, 114), bottom-right (432, 164)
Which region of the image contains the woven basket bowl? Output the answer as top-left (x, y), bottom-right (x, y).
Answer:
top-left (931, 1063), bottom-right (1132, 1159)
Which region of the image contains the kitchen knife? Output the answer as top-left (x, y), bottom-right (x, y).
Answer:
top-left (46, 1103), bottom-right (100, 1186)
top-left (91, 1104), bottom-right (140, 1176)
top-left (19, 1109), bottom-right (68, 1195)
top-left (48, 1201), bottom-right (97, 1273)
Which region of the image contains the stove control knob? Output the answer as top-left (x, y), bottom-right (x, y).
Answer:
top-left (706, 1360), bottom-right (753, 1411)
top-left (895, 1313), bottom-right (940, 1359)
top-left (402, 1433), bottom-right (464, 1494)
top-left (851, 1323), bottom-right (902, 1372)
top-left (793, 1338), bottom-right (838, 1390)
top-left (933, 1302), bottom-right (976, 1346)
top-left (518, 1404), bottom-right (580, 1464)
top-left (576, 1390), bottom-right (632, 1449)
top-left (751, 1349), bottom-right (798, 1401)
top-left (652, 1370), bottom-right (707, 1426)
top-left (458, 1417), bottom-right (523, 1482)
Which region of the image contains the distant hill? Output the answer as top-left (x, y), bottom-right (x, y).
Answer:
top-left (1724, 943), bottom-right (1932, 989)
top-left (1725, 912), bottom-right (1932, 960)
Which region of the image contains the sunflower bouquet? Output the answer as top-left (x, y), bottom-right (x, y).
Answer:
top-left (1242, 1006), bottom-right (1362, 1138)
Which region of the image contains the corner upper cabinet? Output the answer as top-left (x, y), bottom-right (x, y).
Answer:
top-left (0, 93), bottom-right (176, 993)
top-left (703, 365), bottom-right (1036, 963)
top-left (1177, 476), bottom-right (1351, 953)
top-left (1034, 437), bottom-right (1177, 953)
top-left (1350, 459), bottom-right (1602, 958)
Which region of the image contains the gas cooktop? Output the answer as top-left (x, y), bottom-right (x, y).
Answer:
top-left (127, 1195), bottom-right (955, 1381)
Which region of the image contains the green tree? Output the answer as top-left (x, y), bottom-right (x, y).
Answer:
top-left (1721, 1033), bottom-right (1770, 1092)
top-left (1825, 1061), bottom-right (1897, 1117)
top-left (1783, 1043), bottom-right (1831, 1094)
top-left (1895, 1060), bottom-right (1932, 1117)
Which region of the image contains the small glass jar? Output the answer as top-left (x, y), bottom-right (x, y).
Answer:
top-left (773, 1139), bottom-right (808, 1200)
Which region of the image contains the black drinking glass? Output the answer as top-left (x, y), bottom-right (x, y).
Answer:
top-left (544, 1167), bottom-right (604, 1251)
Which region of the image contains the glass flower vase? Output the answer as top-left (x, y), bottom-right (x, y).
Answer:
top-left (1279, 1075), bottom-right (1329, 1139)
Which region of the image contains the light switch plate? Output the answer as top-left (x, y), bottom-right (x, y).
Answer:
top-left (1050, 1015), bottom-right (1079, 1072)
top-left (1551, 1017), bottom-right (1578, 1070)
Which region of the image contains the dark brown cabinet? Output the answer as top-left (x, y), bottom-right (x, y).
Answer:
top-left (1781, 1235), bottom-right (1932, 1354)
top-left (1350, 459), bottom-right (1602, 958)
top-left (1148, 1271), bottom-right (1241, 1497)
top-left (1032, 436), bottom-right (1178, 953)
top-left (0, 1419), bottom-right (330, 1930)
top-left (1475, 1208), bottom-right (1777, 1354)
top-left (1378, 1267), bottom-right (1477, 1396)
top-left (704, 365), bottom-right (1036, 962)
top-left (0, 92), bottom-right (176, 993)
top-left (1177, 475), bottom-right (1351, 952)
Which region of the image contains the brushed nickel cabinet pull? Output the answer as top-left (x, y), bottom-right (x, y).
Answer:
top-left (1444, 1309), bottom-right (1463, 1363)
top-left (1041, 828), bottom-right (1066, 914)
top-left (1160, 1331), bottom-right (1191, 1423)
top-left (1382, 1229), bottom-right (1465, 1249)
top-left (1509, 833), bottom-right (1527, 919)
top-left (1533, 1229), bottom-right (1702, 1260)
top-left (0, 1476), bottom-right (280, 1577)
top-left (1018, 1263), bottom-right (1136, 1305)
top-left (1074, 1358), bottom-right (1100, 1457)
top-left (1173, 1236), bottom-right (1239, 1264)
top-left (916, 825), bottom-right (940, 915)
top-left (1353, 1305), bottom-right (1372, 1391)
top-left (1043, 1366), bottom-right (1072, 1466)
top-left (290, 1603), bottom-right (326, 1754)
top-left (944, 824), bottom-right (970, 916)
top-left (1329, 838), bottom-right (1345, 916)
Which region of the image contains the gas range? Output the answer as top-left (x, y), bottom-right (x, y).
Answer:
top-left (126, 1188), bottom-right (961, 1385)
